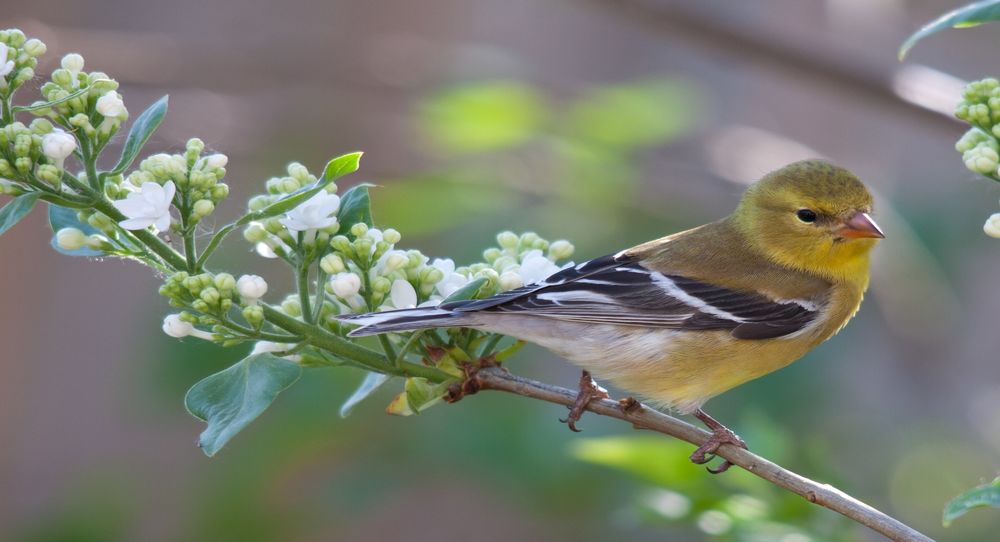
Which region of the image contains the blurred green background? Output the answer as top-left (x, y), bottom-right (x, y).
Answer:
top-left (2, 0), bottom-right (1000, 540)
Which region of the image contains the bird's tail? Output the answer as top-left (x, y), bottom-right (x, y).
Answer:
top-left (337, 304), bottom-right (476, 337)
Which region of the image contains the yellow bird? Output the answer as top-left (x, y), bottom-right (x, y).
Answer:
top-left (342, 160), bottom-right (884, 472)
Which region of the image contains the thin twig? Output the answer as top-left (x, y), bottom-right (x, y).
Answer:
top-left (472, 367), bottom-right (933, 542)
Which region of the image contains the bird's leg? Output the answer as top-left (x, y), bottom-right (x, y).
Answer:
top-left (560, 371), bottom-right (609, 432)
top-left (689, 409), bottom-right (747, 474)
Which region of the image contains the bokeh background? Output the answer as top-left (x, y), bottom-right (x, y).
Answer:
top-left (2, 0), bottom-right (1000, 540)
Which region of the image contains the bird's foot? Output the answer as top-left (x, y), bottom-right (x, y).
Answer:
top-left (689, 409), bottom-right (747, 474)
top-left (560, 371), bottom-right (609, 432)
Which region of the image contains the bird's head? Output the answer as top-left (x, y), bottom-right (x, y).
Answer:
top-left (733, 160), bottom-right (883, 282)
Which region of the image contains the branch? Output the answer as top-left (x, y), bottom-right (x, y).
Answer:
top-left (471, 367), bottom-right (933, 542)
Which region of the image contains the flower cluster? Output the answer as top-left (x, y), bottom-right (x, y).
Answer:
top-left (30, 51), bottom-right (126, 144)
top-left (954, 77), bottom-right (1000, 238)
top-left (0, 29), bottom-right (46, 94)
top-left (243, 162), bottom-right (340, 258)
top-left (0, 118), bottom-right (70, 194)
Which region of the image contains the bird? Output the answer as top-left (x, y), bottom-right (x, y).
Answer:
top-left (339, 159), bottom-right (884, 473)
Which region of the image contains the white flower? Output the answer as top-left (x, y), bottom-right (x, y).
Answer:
top-left (431, 258), bottom-right (469, 298)
top-left (331, 272), bottom-right (362, 298)
top-left (251, 341), bottom-right (301, 362)
top-left (388, 279), bottom-right (417, 309)
top-left (41, 130), bottom-right (77, 168)
top-left (55, 228), bottom-right (86, 251)
top-left (96, 91), bottom-right (127, 118)
top-left (518, 249), bottom-right (562, 285)
top-left (112, 181), bottom-right (175, 231)
top-left (236, 275), bottom-right (268, 302)
top-left (162, 314), bottom-right (213, 340)
top-left (256, 242), bottom-right (278, 258)
top-left (278, 192), bottom-right (340, 233)
top-left (985, 212), bottom-right (1000, 238)
top-left (0, 44), bottom-right (14, 77)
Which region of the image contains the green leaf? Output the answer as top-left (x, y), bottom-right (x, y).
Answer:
top-left (108, 95), bottom-right (168, 175)
top-left (899, 0), bottom-right (1000, 60)
top-left (339, 371), bottom-right (390, 417)
top-left (335, 183), bottom-right (375, 235)
top-left (184, 353), bottom-right (302, 457)
top-left (48, 204), bottom-right (105, 256)
top-left (943, 477), bottom-right (1000, 527)
top-left (440, 277), bottom-right (488, 305)
top-left (13, 84), bottom-right (95, 113)
top-left (403, 377), bottom-right (449, 413)
top-left (0, 193), bottom-right (40, 236)
top-left (248, 152), bottom-right (363, 223)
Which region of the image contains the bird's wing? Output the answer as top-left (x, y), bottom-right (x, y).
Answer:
top-left (444, 252), bottom-right (823, 340)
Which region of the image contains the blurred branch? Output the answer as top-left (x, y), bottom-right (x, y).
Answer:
top-left (585, 0), bottom-right (959, 132)
top-left (471, 367), bottom-right (933, 542)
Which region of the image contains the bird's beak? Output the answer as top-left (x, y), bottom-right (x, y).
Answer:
top-left (839, 212), bottom-right (885, 239)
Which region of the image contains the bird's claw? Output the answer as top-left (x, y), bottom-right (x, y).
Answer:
top-left (689, 409), bottom-right (747, 474)
top-left (560, 371), bottom-right (609, 432)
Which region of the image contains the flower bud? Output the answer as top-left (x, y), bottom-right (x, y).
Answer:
top-left (214, 273), bottom-right (236, 292)
top-left (383, 251), bottom-right (408, 272)
top-left (548, 240), bottom-right (574, 260)
top-left (162, 314), bottom-right (194, 338)
top-left (237, 274), bottom-right (268, 301)
top-left (243, 223), bottom-right (268, 243)
top-left (24, 39), bottom-right (46, 57)
top-left (41, 130), bottom-right (76, 165)
top-left (192, 199), bottom-right (215, 219)
top-left (331, 273), bottom-right (362, 298)
top-left (483, 247), bottom-right (502, 262)
top-left (205, 153), bottom-right (228, 169)
top-left (330, 235), bottom-right (351, 252)
top-left (51, 68), bottom-right (73, 88)
top-left (200, 286), bottom-right (221, 305)
top-left (279, 178), bottom-right (300, 193)
top-left (96, 91), bottom-right (127, 118)
top-left (350, 222), bottom-right (369, 237)
top-left (55, 228), bottom-right (86, 251)
top-left (985, 212), bottom-right (1000, 238)
top-left (248, 195), bottom-right (271, 211)
top-left (964, 144), bottom-right (1000, 174)
top-left (281, 296), bottom-right (302, 317)
top-left (61, 53), bottom-right (84, 73)
top-left (383, 228), bottom-right (401, 244)
top-left (242, 305), bottom-right (265, 328)
top-left (499, 271), bottom-right (524, 291)
top-left (497, 231), bottom-right (518, 249)
top-left (320, 254), bottom-right (346, 274)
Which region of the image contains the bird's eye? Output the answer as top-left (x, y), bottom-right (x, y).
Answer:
top-left (796, 209), bottom-right (818, 223)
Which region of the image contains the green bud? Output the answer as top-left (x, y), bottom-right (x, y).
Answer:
top-left (36, 164), bottom-right (62, 185)
top-left (497, 231), bottom-right (518, 249)
top-left (371, 276), bottom-right (392, 293)
top-left (383, 228), bottom-right (401, 244)
top-left (281, 296), bottom-right (302, 317)
top-left (242, 305), bottom-right (265, 328)
top-left (279, 178), bottom-right (300, 193)
top-left (483, 247), bottom-right (502, 262)
top-left (51, 68), bottom-right (73, 88)
top-left (353, 238), bottom-right (373, 260)
top-left (211, 183), bottom-right (229, 201)
top-left (422, 267), bottom-right (444, 285)
top-left (29, 118), bottom-right (53, 135)
top-left (248, 195), bottom-right (271, 211)
top-left (24, 38), bottom-right (46, 57)
top-left (350, 222), bottom-right (369, 237)
top-left (214, 273), bottom-right (236, 292)
top-left (243, 223), bottom-right (268, 243)
top-left (320, 254), bottom-right (346, 274)
top-left (200, 287), bottom-right (221, 305)
top-left (330, 235), bottom-right (352, 252)
top-left (192, 199), bottom-right (215, 219)
top-left (372, 241), bottom-right (390, 260)
top-left (548, 240), bottom-right (574, 260)
top-left (13, 157), bottom-right (31, 174)
top-left (0, 159), bottom-right (13, 177)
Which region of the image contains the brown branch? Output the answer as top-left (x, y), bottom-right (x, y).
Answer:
top-left (472, 367), bottom-right (934, 542)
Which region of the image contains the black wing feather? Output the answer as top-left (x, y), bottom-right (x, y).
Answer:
top-left (443, 251), bottom-right (822, 340)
